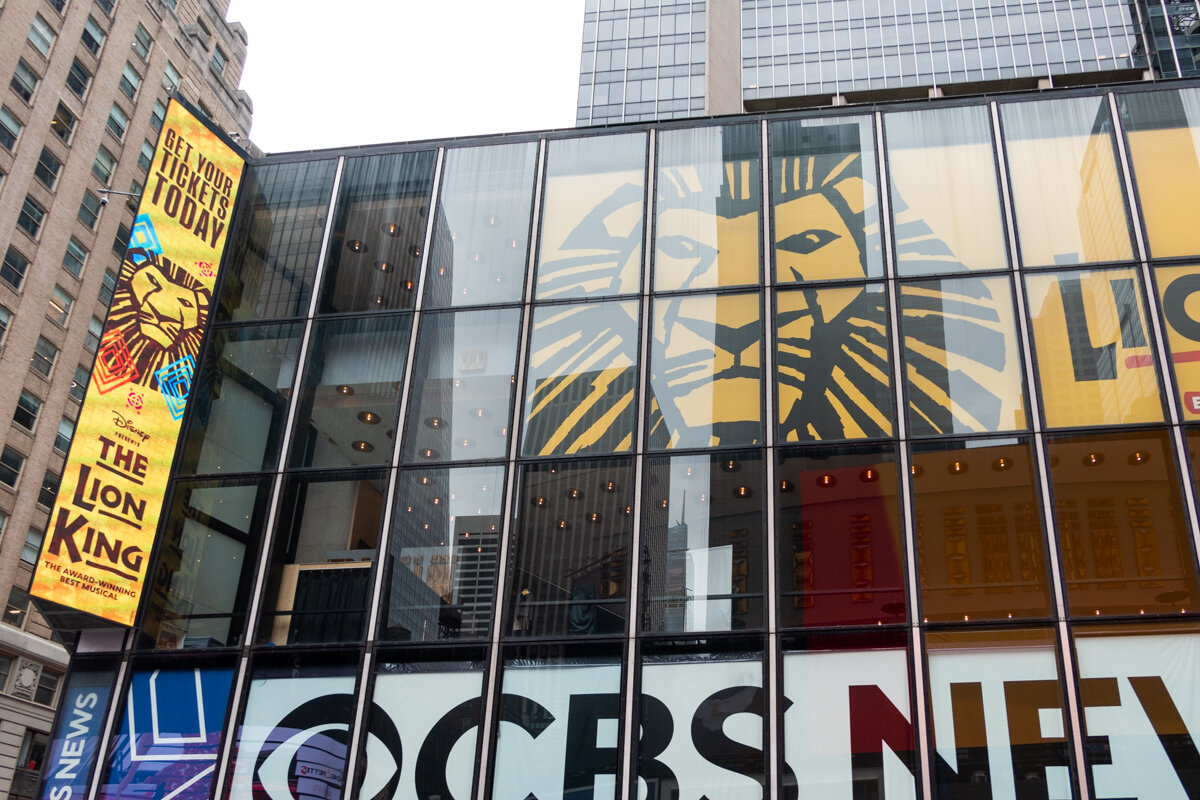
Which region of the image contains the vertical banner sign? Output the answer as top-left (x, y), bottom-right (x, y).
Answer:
top-left (38, 670), bottom-right (114, 800)
top-left (30, 100), bottom-right (245, 626)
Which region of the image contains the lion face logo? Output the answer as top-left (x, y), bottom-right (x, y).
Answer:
top-left (128, 262), bottom-right (203, 348)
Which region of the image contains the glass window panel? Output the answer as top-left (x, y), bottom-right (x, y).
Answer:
top-left (507, 459), bottom-right (634, 637)
top-left (783, 632), bottom-right (918, 799)
top-left (885, 104), bottom-right (1008, 273)
top-left (776, 444), bottom-right (906, 627)
top-left (218, 160), bottom-right (336, 322)
top-left (1001, 95), bottom-right (1133, 267)
top-left (381, 466), bottom-right (505, 642)
top-left (402, 308), bottom-right (521, 463)
top-left (642, 450), bottom-right (764, 632)
top-left (1074, 625), bottom-right (1200, 800)
top-left (654, 123), bottom-right (761, 291)
top-left (178, 323), bottom-right (303, 475)
top-left (140, 479), bottom-right (270, 650)
top-left (1155, 264), bottom-right (1200, 419)
top-left (522, 300), bottom-right (638, 457)
top-left (319, 151), bottom-right (436, 314)
top-left (1025, 269), bottom-right (1164, 428)
top-left (361, 662), bottom-right (484, 799)
top-left (229, 663), bottom-right (357, 799)
top-left (98, 667), bottom-right (234, 800)
top-left (289, 315), bottom-right (411, 469)
top-left (1048, 430), bottom-right (1199, 617)
top-left (260, 470), bottom-right (388, 645)
top-left (493, 650), bottom-right (623, 799)
top-left (911, 437), bottom-right (1053, 622)
top-left (638, 652), bottom-right (765, 797)
top-left (425, 142), bottom-right (538, 308)
top-left (777, 283), bottom-right (893, 442)
top-left (770, 115), bottom-right (884, 282)
top-left (900, 276), bottom-right (1027, 435)
top-left (1120, 88), bottom-right (1200, 259)
top-left (925, 628), bottom-right (1074, 800)
top-left (535, 133), bottom-right (646, 299)
top-left (649, 291), bottom-right (762, 449)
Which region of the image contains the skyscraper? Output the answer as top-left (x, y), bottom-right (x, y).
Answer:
top-left (0, 1), bottom-right (251, 796)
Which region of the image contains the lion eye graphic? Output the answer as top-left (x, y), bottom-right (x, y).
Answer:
top-left (658, 235), bottom-right (700, 258)
top-left (146, 271), bottom-right (163, 290)
top-left (779, 228), bottom-right (839, 255)
top-left (178, 297), bottom-right (194, 309)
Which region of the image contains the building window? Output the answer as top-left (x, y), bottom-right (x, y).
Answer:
top-left (99, 270), bottom-right (117, 304)
top-left (46, 0), bottom-right (66, 11)
top-left (197, 100), bottom-right (214, 120)
top-left (137, 139), bottom-right (155, 171)
top-left (62, 237), bottom-right (87, 277)
top-left (38, 470), bottom-right (59, 508)
top-left (48, 286), bottom-right (73, 326)
top-left (0, 446), bottom-right (25, 488)
top-left (54, 416), bottom-right (74, 452)
top-left (163, 60), bottom-right (181, 92)
top-left (0, 106), bottom-right (21, 150)
top-left (2, 247), bottom-right (29, 290)
top-left (11, 60), bottom-right (39, 102)
top-left (150, 99), bottom-right (166, 132)
top-left (118, 62), bottom-right (141, 100)
top-left (17, 196), bottom-right (46, 239)
top-left (78, 191), bottom-right (101, 229)
top-left (0, 654), bottom-right (10, 690)
top-left (81, 16), bottom-right (105, 55)
top-left (84, 316), bottom-right (103, 352)
top-left (13, 390), bottom-right (41, 431)
top-left (105, 104), bottom-right (128, 141)
top-left (33, 147), bottom-right (62, 190)
top-left (113, 223), bottom-right (131, 255)
top-left (4, 586), bottom-right (29, 629)
top-left (50, 102), bottom-right (74, 143)
top-left (132, 23), bottom-right (153, 60)
top-left (34, 669), bottom-right (60, 705)
top-left (0, 307), bottom-right (10, 345)
top-left (94, 0), bottom-right (115, 16)
top-left (21, 528), bottom-right (42, 563)
top-left (92, 144), bottom-right (115, 184)
top-left (210, 46), bottom-right (228, 77)
top-left (28, 15), bottom-right (56, 58)
top-left (66, 59), bottom-right (90, 98)
top-left (70, 366), bottom-right (88, 402)
top-left (31, 337), bottom-right (57, 378)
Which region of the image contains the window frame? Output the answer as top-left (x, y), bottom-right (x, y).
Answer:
top-left (2, 247), bottom-right (29, 290)
top-left (0, 446), bottom-right (25, 489)
top-left (10, 60), bottom-right (40, 103)
top-left (48, 285), bottom-right (73, 326)
top-left (13, 390), bottom-right (41, 432)
top-left (0, 106), bottom-right (21, 150)
top-left (69, 365), bottom-right (88, 402)
top-left (28, 15), bottom-right (56, 58)
top-left (30, 336), bottom-right (57, 378)
top-left (118, 62), bottom-right (141, 100)
top-left (92, 144), bottom-right (116, 184)
top-left (66, 59), bottom-right (91, 99)
top-left (33, 146), bottom-right (62, 190)
top-left (50, 102), bottom-right (75, 144)
top-left (62, 237), bottom-right (87, 277)
top-left (132, 23), bottom-right (153, 61)
top-left (105, 103), bottom-right (128, 141)
top-left (81, 16), bottom-right (106, 55)
top-left (17, 196), bottom-right (46, 239)
top-left (54, 416), bottom-right (75, 452)
top-left (78, 191), bottom-right (102, 229)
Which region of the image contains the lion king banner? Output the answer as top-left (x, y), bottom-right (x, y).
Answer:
top-left (31, 100), bottom-right (245, 626)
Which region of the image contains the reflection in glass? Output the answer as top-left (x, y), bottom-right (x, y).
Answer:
top-left (229, 664), bottom-right (357, 800)
top-left (649, 291), bottom-right (762, 449)
top-left (507, 459), bottom-right (634, 637)
top-left (1048, 431), bottom-right (1199, 616)
top-left (900, 277), bottom-right (1027, 435)
top-left (381, 466), bottom-right (505, 642)
top-left (1074, 625), bottom-right (1200, 799)
top-left (925, 628), bottom-right (1073, 800)
top-left (289, 314), bottom-right (411, 469)
top-left (770, 115), bottom-right (883, 282)
top-left (403, 308), bottom-right (520, 463)
top-left (782, 632), bottom-right (917, 800)
top-left (141, 479), bottom-right (269, 650)
top-left (1002, 96), bottom-right (1133, 267)
top-left (1025, 269), bottom-right (1163, 428)
top-left (260, 470), bottom-right (388, 645)
top-left (319, 151), bottom-right (437, 314)
top-left (654, 124), bottom-right (760, 291)
top-left (1121, 88), bottom-right (1200, 259)
top-left (179, 323), bottom-right (302, 475)
top-left (425, 142), bottom-right (538, 307)
top-left (776, 445), bottom-right (906, 627)
top-left (777, 283), bottom-right (892, 442)
top-left (218, 159), bottom-right (336, 322)
top-left (1154, 264), bottom-right (1200, 420)
top-left (641, 451), bottom-right (763, 632)
top-left (536, 133), bottom-right (646, 299)
top-left (885, 105), bottom-right (1007, 274)
top-left (911, 438), bottom-right (1053, 622)
top-left (493, 651), bottom-right (622, 799)
top-left (639, 653), bottom-right (765, 798)
top-left (522, 300), bottom-right (639, 456)
top-left (363, 663), bottom-right (484, 799)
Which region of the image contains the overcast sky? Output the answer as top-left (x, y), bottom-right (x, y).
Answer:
top-left (224, 1), bottom-right (586, 154)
